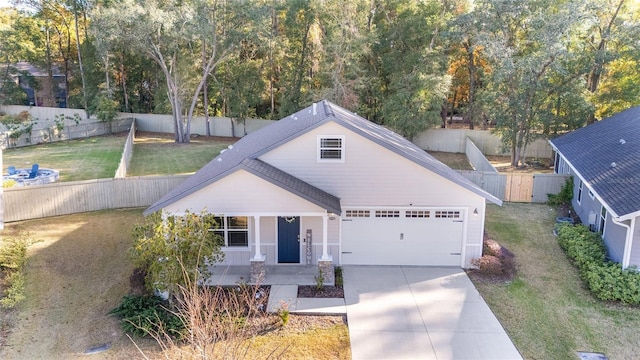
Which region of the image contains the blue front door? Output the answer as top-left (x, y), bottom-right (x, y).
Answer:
top-left (278, 217), bottom-right (300, 263)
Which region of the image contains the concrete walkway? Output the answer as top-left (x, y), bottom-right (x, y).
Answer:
top-left (266, 284), bottom-right (347, 314)
top-left (343, 266), bottom-right (522, 360)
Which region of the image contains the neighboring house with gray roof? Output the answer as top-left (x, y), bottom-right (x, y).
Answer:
top-left (146, 100), bottom-right (501, 281)
top-left (550, 106), bottom-right (640, 269)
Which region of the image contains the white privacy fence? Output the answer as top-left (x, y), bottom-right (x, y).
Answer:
top-left (0, 105), bottom-right (566, 224)
top-left (2, 175), bottom-right (189, 222)
top-left (414, 128), bottom-right (553, 159)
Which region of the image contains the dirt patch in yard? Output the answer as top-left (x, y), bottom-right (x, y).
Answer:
top-left (0, 209), bottom-right (156, 359)
top-left (427, 151), bottom-right (474, 170)
top-left (486, 155), bottom-right (554, 173)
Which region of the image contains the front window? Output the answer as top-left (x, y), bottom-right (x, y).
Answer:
top-left (318, 135), bottom-right (345, 162)
top-left (212, 216), bottom-right (249, 247)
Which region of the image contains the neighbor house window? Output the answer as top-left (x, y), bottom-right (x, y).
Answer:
top-left (599, 207), bottom-right (606, 236)
top-left (588, 189), bottom-right (595, 200)
top-left (318, 135), bottom-right (345, 162)
top-left (211, 216), bottom-right (249, 247)
top-left (577, 180), bottom-right (583, 204)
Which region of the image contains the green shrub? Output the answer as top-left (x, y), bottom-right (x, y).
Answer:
top-left (557, 224), bottom-right (640, 305)
top-left (585, 263), bottom-right (640, 304)
top-left (335, 267), bottom-right (343, 288)
top-left (547, 177), bottom-right (574, 206)
top-left (0, 272), bottom-right (26, 308)
top-left (314, 269), bottom-right (325, 292)
top-left (0, 236), bottom-right (32, 309)
top-left (0, 238), bottom-right (29, 271)
top-left (109, 294), bottom-right (184, 338)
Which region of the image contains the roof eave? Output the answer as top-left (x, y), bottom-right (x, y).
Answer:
top-left (240, 163), bottom-right (342, 215)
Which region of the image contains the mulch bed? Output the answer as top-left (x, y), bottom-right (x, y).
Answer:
top-left (466, 236), bottom-right (517, 284)
top-left (297, 285), bottom-right (344, 298)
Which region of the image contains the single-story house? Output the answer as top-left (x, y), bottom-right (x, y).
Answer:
top-left (145, 100), bottom-right (502, 282)
top-left (550, 106), bottom-right (640, 269)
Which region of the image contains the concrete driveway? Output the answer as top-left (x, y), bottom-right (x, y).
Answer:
top-left (343, 266), bottom-right (522, 360)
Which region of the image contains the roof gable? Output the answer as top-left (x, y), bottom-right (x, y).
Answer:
top-left (549, 106), bottom-right (640, 217)
top-left (145, 100), bottom-right (501, 215)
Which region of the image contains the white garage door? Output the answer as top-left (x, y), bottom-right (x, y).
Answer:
top-left (341, 208), bottom-right (464, 266)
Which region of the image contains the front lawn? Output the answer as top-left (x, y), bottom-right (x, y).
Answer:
top-left (0, 210), bottom-right (350, 359)
top-left (479, 203), bottom-right (640, 359)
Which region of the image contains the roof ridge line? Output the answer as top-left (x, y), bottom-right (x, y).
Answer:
top-left (322, 100), bottom-right (334, 118)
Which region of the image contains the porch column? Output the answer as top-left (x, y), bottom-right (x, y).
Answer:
top-left (250, 216), bottom-right (266, 284)
top-left (252, 216), bottom-right (265, 260)
top-left (320, 214), bottom-right (332, 261)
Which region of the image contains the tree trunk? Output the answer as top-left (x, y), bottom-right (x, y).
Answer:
top-left (465, 41), bottom-right (476, 130)
top-left (45, 25), bottom-right (54, 107)
top-left (120, 53), bottom-right (129, 112)
top-left (73, 8), bottom-right (88, 113)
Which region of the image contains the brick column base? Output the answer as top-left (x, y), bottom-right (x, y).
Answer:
top-left (318, 260), bottom-right (335, 286)
top-left (250, 259), bottom-right (266, 284)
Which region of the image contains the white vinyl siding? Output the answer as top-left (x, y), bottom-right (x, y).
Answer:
top-left (261, 122), bottom-right (484, 208)
top-left (164, 170), bottom-right (327, 214)
top-left (260, 122), bottom-right (487, 267)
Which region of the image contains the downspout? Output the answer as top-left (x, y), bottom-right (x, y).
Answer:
top-left (612, 216), bottom-right (634, 269)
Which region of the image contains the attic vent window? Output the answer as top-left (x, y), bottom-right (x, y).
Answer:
top-left (317, 135), bottom-right (345, 162)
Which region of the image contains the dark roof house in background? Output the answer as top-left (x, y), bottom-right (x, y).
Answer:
top-left (550, 106), bottom-right (640, 269)
top-left (10, 62), bottom-right (66, 107)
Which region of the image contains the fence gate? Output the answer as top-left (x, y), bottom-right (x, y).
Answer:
top-left (504, 174), bottom-right (534, 202)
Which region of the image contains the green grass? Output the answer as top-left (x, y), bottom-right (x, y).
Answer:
top-left (479, 203), bottom-right (640, 359)
top-left (2, 135), bottom-right (127, 181)
top-left (127, 134), bottom-right (236, 176)
top-left (427, 151), bottom-right (474, 170)
top-left (2, 133), bottom-right (237, 181)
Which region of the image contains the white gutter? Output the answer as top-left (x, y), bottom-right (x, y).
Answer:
top-left (613, 216), bottom-right (635, 269)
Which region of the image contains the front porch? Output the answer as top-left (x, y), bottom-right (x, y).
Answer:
top-left (205, 265), bottom-right (335, 286)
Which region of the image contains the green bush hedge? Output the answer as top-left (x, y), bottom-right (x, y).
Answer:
top-left (109, 294), bottom-right (184, 338)
top-left (557, 224), bottom-right (640, 305)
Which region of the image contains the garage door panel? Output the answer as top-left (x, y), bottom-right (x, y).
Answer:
top-left (341, 210), bottom-right (464, 266)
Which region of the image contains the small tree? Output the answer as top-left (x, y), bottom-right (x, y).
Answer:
top-left (131, 210), bottom-right (224, 299)
top-left (93, 93), bottom-right (119, 134)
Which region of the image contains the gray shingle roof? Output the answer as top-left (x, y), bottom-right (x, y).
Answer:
top-left (240, 158), bottom-right (342, 215)
top-left (549, 106), bottom-right (640, 218)
top-left (144, 100), bottom-right (501, 215)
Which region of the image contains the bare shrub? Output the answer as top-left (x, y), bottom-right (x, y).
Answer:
top-left (483, 239), bottom-right (502, 258)
top-left (129, 265), bottom-right (281, 359)
top-left (471, 255), bottom-right (503, 275)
